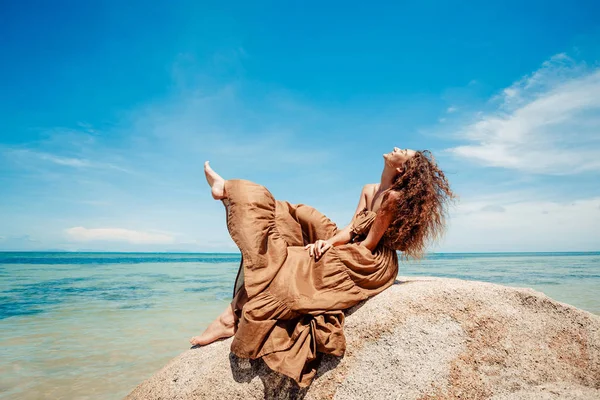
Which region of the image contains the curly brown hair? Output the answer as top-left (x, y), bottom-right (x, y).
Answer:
top-left (381, 150), bottom-right (456, 259)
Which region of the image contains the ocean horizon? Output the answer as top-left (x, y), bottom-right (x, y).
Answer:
top-left (2, 251), bottom-right (599, 399)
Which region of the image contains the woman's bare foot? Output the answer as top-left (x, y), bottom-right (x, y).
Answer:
top-left (204, 161), bottom-right (225, 200)
top-left (204, 161), bottom-right (226, 200)
top-left (189, 306), bottom-right (236, 347)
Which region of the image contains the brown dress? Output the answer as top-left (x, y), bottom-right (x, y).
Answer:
top-left (225, 179), bottom-right (399, 387)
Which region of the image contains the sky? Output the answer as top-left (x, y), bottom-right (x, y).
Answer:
top-left (1, 0), bottom-right (599, 252)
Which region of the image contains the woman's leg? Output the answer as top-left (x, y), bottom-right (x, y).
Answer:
top-left (189, 304), bottom-right (236, 346)
top-left (189, 162), bottom-right (236, 347)
top-left (204, 161), bottom-right (227, 200)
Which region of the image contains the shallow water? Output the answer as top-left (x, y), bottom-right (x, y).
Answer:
top-left (1, 252), bottom-right (599, 399)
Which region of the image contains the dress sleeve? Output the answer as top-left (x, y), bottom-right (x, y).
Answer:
top-left (350, 211), bottom-right (377, 238)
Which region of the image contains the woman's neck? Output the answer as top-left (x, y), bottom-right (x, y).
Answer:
top-left (379, 166), bottom-right (397, 191)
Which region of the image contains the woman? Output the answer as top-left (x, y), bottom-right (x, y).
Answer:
top-left (190, 147), bottom-right (455, 386)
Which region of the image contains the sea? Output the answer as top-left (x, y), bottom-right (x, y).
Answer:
top-left (1, 251), bottom-right (599, 399)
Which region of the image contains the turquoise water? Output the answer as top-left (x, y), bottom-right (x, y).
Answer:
top-left (1, 252), bottom-right (599, 399)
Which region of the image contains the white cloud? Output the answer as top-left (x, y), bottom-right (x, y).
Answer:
top-left (479, 205), bottom-right (506, 213)
top-left (446, 106), bottom-right (458, 113)
top-left (65, 227), bottom-right (175, 244)
top-left (447, 54), bottom-right (600, 175)
top-left (440, 196), bottom-right (600, 252)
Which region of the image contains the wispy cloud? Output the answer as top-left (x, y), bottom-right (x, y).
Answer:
top-left (78, 200), bottom-right (112, 207)
top-left (125, 83), bottom-right (334, 170)
top-left (208, 132), bottom-right (331, 168)
top-left (447, 54), bottom-right (600, 175)
top-left (2, 147), bottom-right (131, 173)
top-left (65, 227), bottom-right (176, 244)
top-left (37, 152), bottom-right (91, 167)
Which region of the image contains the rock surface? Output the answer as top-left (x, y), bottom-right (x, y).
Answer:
top-left (126, 277), bottom-right (600, 399)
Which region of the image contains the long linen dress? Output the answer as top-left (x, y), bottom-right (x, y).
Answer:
top-left (224, 179), bottom-right (399, 387)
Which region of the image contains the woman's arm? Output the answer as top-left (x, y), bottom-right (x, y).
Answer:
top-left (325, 226), bottom-right (352, 247)
top-left (307, 184), bottom-right (372, 259)
top-left (325, 184), bottom-right (371, 247)
top-left (359, 191), bottom-right (399, 252)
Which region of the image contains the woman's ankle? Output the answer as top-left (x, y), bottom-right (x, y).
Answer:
top-left (219, 310), bottom-right (236, 328)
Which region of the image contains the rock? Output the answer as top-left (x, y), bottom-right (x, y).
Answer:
top-left (126, 277), bottom-right (600, 399)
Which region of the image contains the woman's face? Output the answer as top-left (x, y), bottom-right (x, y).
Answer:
top-left (384, 147), bottom-right (416, 168)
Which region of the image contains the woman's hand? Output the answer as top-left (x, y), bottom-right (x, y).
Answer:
top-left (304, 239), bottom-right (332, 260)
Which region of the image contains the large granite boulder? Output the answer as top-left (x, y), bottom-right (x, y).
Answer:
top-left (126, 277), bottom-right (600, 399)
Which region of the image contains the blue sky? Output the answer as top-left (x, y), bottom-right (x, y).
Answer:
top-left (1, 1), bottom-right (599, 252)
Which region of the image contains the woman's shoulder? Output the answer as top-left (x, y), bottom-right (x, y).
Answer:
top-left (362, 183), bottom-right (379, 195)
